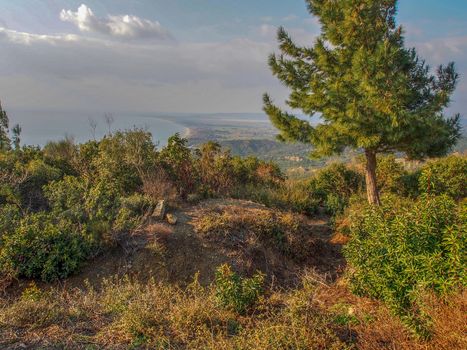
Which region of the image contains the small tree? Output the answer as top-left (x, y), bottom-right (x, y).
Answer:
top-left (264, 0), bottom-right (461, 205)
top-left (12, 124), bottom-right (21, 150)
top-left (0, 101), bottom-right (11, 151)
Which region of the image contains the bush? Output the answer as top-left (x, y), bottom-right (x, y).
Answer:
top-left (0, 212), bottom-right (93, 281)
top-left (196, 142), bottom-right (236, 197)
top-left (419, 155), bottom-right (467, 200)
top-left (215, 264), bottom-right (264, 314)
top-left (0, 204), bottom-right (20, 237)
top-left (308, 163), bottom-right (364, 215)
top-left (375, 155), bottom-right (411, 195)
top-left (159, 134), bottom-right (198, 199)
top-left (45, 176), bottom-right (121, 224)
top-left (113, 194), bottom-right (153, 232)
top-left (93, 129), bottom-right (158, 194)
top-left (344, 195), bottom-right (466, 337)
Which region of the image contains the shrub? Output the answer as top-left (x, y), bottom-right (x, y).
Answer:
top-left (197, 142), bottom-right (236, 196)
top-left (44, 176), bottom-right (87, 222)
top-left (113, 194), bottom-right (153, 232)
top-left (0, 204), bottom-right (20, 237)
top-left (94, 129), bottom-right (157, 194)
top-left (43, 137), bottom-right (78, 176)
top-left (159, 134), bottom-right (198, 199)
top-left (344, 195), bottom-right (466, 337)
top-left (309, 163), bottom-right (364, 215)
top-left (231, 156), bottom-right (285, 188)
top-left (375, 155), bottom-right (409, 195)
top-left (0, 212), bottom-right (93, 281)
top-left (215, 264), bottom-right (264, 314)
top-left (45, 176), bottom-right (122, 224)
top-left (419, 155), bottom-right (467, 200)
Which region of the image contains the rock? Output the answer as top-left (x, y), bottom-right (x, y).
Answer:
top-left (166, 213), bottom-right (178, 225)
top-left (152, 200), bottom-right (167, 220)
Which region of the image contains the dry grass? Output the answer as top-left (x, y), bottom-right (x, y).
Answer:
top-left (193, 205), bottom-right (313, 262)
top-left (1, 272), bottom-right (464, 349)
top-left (142, 170), bottom-right (179, 204)
top-left (0, 200), bottom-right (464, 349)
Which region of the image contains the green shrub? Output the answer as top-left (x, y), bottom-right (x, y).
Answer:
top-left (344, 195), bottom-right (466, 337)
top-left (309, 163), bottom-right (364, 215)
top-left (375, 155), bottom-right (410, 195)
top-left (114, 194), bottom-right (153, 232)
top-left (93, 129), bottom-right (157, 194)
top-left (159, 134), bottom-right (198, 199)
top-left (45, 176), bottom-right (121, 224)
top-left (215, 264), bottom-right (264, 314)
top-left (0, 204), bottom-right (20, 237)
top-left (0, 212), bottom-right (93, 281)
top-left (419, 155), bottom-right (467, 200)
top-left (44, 176), bottom-right (87, 222)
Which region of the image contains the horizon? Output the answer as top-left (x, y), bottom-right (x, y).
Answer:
top-left (0, 0), bottom-right (465, 119)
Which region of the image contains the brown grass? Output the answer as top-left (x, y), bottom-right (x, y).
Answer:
top-left (0, 200), bottom-right (464, 349)
top-left (2, 273), bottom-right (464, 349)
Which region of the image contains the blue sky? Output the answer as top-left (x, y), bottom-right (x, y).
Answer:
top-left (0, 0), bottom-right (465, 116)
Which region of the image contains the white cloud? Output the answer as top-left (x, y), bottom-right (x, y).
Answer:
top-left (0, 24), bottom-right (287, 113)
top-left (0, 27), bottom-right (80, 45)
top-left (59, 4), bottom-right (171, 40)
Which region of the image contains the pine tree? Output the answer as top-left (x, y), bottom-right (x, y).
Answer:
top-left (12, 124), bottom-right (22, 150)
top-left (0, 101), bottom-right (11, 151)
top-left (263, 0), bottom-right (461, 205)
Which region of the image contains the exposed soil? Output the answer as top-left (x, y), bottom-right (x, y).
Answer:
top-left (4, 199), bottom-right (345, 295)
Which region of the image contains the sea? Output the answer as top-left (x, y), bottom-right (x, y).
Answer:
top-left (9, 109), bottom-right (188, 147)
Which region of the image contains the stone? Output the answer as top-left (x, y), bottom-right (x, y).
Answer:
top-left (152, 200), bottom-right (167, 220)
top-left (166, 213), bottom-right (178, 225)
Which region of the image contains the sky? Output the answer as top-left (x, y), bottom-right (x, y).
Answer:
top-left (0, 0), bottom-right (466, 117)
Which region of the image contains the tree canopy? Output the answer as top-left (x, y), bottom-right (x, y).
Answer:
top-left (264, 0), bottom-right (461, 204)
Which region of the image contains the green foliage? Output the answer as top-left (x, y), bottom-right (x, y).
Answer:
top-left (44, 176), bottom-right (87, 222)
top-left (419, 155), bottom-right (467, 200)
top-left (215, 264), bottom-right (264, 315)
top-left (0, 212), bottom-right (93, 281)
top-left (93, 129), bottom-right (157, 194)
top-left (45, 176), bottom-right (121, 224)
top-left (0, 101), bottom-right (10, 151)
top-left (114, 194), bottom-right (153, 232)
top-left (43, 137), bottom-right (78, 176)
top-left (160, 133), bottom-right (198, 199)
top-left (309, 163), bottom-right (364, 215)
top-left (264, 0), bottom-right (461, 203)
top-left (19, 158), bottom-right (62, 211)
top-left (0, 204), bottom-right (20, 237)
top-left (344, 195), bottom-right (466, 337)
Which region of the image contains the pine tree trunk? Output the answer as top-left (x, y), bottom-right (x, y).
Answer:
top-left (365, 150), bottom-right (381, 206)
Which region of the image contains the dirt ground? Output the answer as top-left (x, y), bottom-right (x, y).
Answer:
top-left (6, 198), bottom-right (344, 294)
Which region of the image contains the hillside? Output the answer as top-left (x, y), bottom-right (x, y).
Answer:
top-left (1, 198), bottom-right (465, 350)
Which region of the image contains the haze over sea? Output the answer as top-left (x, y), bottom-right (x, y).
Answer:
top-left (10, 109), bottom-right (189, 147)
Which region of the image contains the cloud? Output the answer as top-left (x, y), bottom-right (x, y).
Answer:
top-left (0, 27), bottom-right (80, 45)
top-left (59, 4), bottom-right (171, 40)
top-left (0, 24), bottom-right (288, 113)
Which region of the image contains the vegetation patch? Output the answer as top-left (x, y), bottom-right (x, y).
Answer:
top-left (344, 195), bottom-right (466, 338)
